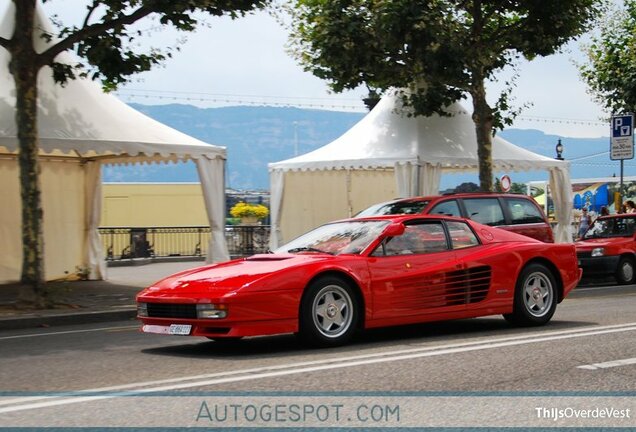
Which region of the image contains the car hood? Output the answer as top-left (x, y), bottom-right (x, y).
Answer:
top-left (138, 254), bottom-right (333, 298)
top-left (575, 238), bottom-right (629, 250)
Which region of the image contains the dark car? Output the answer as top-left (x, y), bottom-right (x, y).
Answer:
top-left (356, 193), bottom-right (554, 242)
top-left (575, 214), bottom-right (636, 284)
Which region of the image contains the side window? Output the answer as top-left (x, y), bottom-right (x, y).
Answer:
top-left (380, 222), bottom-right (448, 255)
top-left (505, 198), bottom-right (545, 225)
top-left (446, 221), bottom-right (480, 249)
top-left (462, 198), bottom-right (505, 226)
top-left (429, 200), bottom-right (461, 217)
top-left (614, 218), bottom-right (636, 236)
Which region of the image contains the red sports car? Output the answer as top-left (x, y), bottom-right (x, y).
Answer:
top-left (137, 215), bottom-right (581, 347)
top-left (576, 213), bottom-right (636, 284)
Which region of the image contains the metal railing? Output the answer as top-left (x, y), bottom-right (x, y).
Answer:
top-left (98, 225), bottom-right (271, 261)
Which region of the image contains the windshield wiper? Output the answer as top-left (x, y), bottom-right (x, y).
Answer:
top-left (287, 247), bottom-right (333, 255)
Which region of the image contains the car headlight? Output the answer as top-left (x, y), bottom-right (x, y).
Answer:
top-left (196, 303), bottom-right (228, 319)
top-left (137, 302), bottom-right (148, 317)
top-left (591, 248), bottom-right (605, 257)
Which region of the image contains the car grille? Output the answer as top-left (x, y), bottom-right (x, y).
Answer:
top-left (146, 303), bottom-right (197, 319)
top-left (444, 266), bottom-right (491, 305)
top-left (391, 265), bottom-right (491, 309)
top-left (577, 251), bottom-right (591, 259)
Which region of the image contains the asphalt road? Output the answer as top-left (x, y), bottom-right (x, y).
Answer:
top-left (1, 283), bottom-right (635, 428)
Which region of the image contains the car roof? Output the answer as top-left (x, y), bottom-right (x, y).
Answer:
top-left (379, 192), bottom-right (533, 203)
top-left (337, 213), bottom-right (473, 224)
top-left (597, 214), bottom-right (636, 220)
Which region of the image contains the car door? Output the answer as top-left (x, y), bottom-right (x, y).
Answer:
top-left (367, 220), bottom-right (466, 319)
top-left (444, 220), bottom-right (494, 306)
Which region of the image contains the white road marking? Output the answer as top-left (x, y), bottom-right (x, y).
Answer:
top-left (577, 357), bottom-right (636, 370)
top-left (1, 322), bottom-right (635, 414)
top-left (0, 325), bottom-right (138, 341)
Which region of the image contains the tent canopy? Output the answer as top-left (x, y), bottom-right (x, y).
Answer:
top-left (0, 3), bottom-right (228, 282)
top-left (270, 94), bottom-right (564, 173)
top-left (0, 3), bottom-right (225, 164)
top-left (269, 92), bottom-right (573, 246)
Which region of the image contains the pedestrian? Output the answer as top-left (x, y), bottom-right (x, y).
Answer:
top-left (627, 200), bottom-right (636, 213)
top-left (578, 207), bottom-right (591, 238)
top-left (600, 206), bottom-right (610, 217)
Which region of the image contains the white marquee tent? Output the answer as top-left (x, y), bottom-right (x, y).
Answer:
top-left (0, 3), bottom-right (228, 283)
top-left (269, 91), bottom-right (573, 246)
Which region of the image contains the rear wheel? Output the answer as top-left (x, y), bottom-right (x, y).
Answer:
top-left (299, 276), bottom-right (359, 347)
top-left (504, 263), bottom-right (557, 326)
top-left (615, 257), bottom-right (635, 285)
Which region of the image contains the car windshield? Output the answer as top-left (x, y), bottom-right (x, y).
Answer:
top-left (583, 217), bottom-right (636, 239)
top-left (356, 200), bottom-right (430, 217)
top-left (275, 220), bottom-right (390, 256)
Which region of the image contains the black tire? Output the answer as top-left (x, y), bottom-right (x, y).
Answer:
top-left (299, 276), bottom-right (360, 347)
top-left (503, 263), bottom-right (557, 326)
top-left (615, 256), bottom-right (636, 285)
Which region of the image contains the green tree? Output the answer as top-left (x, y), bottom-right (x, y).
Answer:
top-left (0, 0), bottom-right (266, 304)
top-left (453, 182), bottom-right (480, 193)
top-left (580, 0), bottom-right (636, 114)
top-left (494, 177), bottom-right (527, 194)
top-left (289, 0), bottom-right (601, 191)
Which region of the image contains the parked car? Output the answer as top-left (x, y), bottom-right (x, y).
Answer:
top-left (356, 193), bottom-right (554, 242)
top-left (137, 214), bottom-right (580, 347)
top-left (576, 214), bottom-right (636, 284)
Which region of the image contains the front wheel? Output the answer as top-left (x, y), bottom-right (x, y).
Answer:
top-left (504, 263), bottom-right (557, 326)
top-left (615, 257), bottom-right (635, 285)
top-left (299, 276), bottom-right (360, 347)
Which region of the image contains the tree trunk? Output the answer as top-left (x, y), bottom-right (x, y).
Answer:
top-left (471, 79), bottom-right (494, 192)
top-left (10, 0), bottom-right (46, 302)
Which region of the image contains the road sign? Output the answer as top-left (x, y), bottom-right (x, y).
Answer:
top-left (610, 114), bottom-right (634, 160)
top-left (500, 175), bottom-right (511, 192)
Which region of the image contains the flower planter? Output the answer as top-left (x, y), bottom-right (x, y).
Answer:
top-left (240, 216), bottom-right (260, 225)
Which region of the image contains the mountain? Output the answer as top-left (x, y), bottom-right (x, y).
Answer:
top-left (103, 104), bottom-right (364, 189)
top-left (103, 104), bottom-right (621, 190)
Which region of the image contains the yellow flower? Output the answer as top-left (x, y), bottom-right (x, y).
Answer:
top-left (230, 202), bottom-right (269, 219)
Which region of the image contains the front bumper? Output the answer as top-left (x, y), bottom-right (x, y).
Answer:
top-left (136, 289), bottom-right (300, 338)
top-left (577, 254), bottom-right (620, 276)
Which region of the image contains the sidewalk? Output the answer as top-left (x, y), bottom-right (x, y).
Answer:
top-left (0, 261), bottom-right (200, 331)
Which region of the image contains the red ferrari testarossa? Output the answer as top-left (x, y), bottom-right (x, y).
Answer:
top-left (137, 215), bottom-right (581, 346)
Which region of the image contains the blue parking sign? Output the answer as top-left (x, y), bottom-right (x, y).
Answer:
top-left (610, 114), bottom-right (634, 160)
top-left (613, 115), bottom-right (633, 137)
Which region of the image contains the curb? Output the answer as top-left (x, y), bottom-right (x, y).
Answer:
top-left (0, 308), bottom-right (138, 331)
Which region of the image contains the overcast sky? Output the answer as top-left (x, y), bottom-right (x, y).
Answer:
top-left (2, 1), bottom-right (611, 138)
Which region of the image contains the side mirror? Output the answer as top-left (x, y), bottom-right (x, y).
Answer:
top-left (383, 222), bottom-right (405, 237)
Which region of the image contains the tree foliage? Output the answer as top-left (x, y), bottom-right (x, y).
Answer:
top-left (0, 0), bottom-right (266, 301)
top-left (453, 182), bottom-right (480, 193)
top-left (580, 0), bottom-right (636, 114)
top-left (493, 177), bottom-right (526, 194)
top-left (289, 0), bottom-right (602, 191)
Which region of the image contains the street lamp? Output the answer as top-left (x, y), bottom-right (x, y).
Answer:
top-left (555, 139), bottom-right (564, 160)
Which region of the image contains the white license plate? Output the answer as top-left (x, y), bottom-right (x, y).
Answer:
top-left (142, 324), bottom-right (192, 335)
top-left (169, 324), bottom-right (192, 335)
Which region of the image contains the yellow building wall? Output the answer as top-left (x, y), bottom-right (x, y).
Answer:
top-left (101, 183), bottom-right (208, 227)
